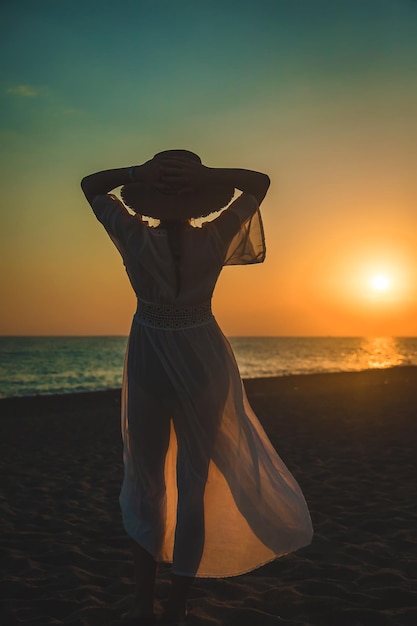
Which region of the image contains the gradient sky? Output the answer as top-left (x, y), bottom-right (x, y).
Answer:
top-left (1, 0), bottom-right (416, 336)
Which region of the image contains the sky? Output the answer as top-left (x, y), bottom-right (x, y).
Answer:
top-left (1, 0), bottom-right (416, 336)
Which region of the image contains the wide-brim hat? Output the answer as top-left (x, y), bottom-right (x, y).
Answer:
top-left (120, 149), bottom-right (234, 220)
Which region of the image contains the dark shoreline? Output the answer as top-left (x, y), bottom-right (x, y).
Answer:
top-left (2, 363), bottom-right (417, 405)
top-left (2, 365), bottom-right (417, 625)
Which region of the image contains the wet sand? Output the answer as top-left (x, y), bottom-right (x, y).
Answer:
top-left (1, 367), bottom-right (417, 625)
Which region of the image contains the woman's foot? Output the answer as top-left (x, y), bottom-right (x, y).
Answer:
top-left (122, 613), bottom-right (155, 624)
top-left (122, 608), bottom-right (155, 624)
top-left (159, 609), bottom-right (188, 625)
top-left (126, 541), bottom-right (158, 621)
top-left (162, 572), bottom-right (192, 624)
top-left (122, 596), bottom-right (156, 623)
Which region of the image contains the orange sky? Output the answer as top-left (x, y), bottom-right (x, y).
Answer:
top-left (1, 1), bottom-right (416, 336)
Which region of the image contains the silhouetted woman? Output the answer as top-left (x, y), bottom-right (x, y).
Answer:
top-left (81, 151), bottom-right (312, 625)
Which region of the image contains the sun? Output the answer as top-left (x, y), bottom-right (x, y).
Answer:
top-left (371, 274), bottom-right (390, 291)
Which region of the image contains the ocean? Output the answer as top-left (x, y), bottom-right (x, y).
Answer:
top-left (1, 336), bottom-right (417, 399)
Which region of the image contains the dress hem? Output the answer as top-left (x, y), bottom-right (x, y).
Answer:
top-left (125, 526), bottom-right (313, 578)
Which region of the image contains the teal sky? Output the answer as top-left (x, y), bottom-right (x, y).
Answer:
top-left (1, 0), bottom-right (417, 335)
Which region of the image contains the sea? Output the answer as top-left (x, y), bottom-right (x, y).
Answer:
top-left (1, 336), bottom-right (417, 399)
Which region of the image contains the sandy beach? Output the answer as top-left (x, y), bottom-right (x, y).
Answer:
top-left (1, 366), bottom-right (417, 626)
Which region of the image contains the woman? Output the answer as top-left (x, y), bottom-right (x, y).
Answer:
top-left (81, 150), bottom-right (313, 625)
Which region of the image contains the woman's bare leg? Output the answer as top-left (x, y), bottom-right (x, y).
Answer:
top-left (166, 573), bottom-right (194, 620)
top-left (123, 386), bottom-right (171, 619)
top-left (130, 540), bottom-right (157, 617)
top-left (168, 407), bottom-right (221, 619)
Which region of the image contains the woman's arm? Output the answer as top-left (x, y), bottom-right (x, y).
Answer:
top-left (159, 160), bottom-right (270, 204)
top-left (81, 167), bottom-right (132, 205)
top-left (80, 160), bottom-right (162, 206)
top-left (206, 168), bottom-right (270, 204)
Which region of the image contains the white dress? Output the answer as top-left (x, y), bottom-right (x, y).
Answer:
top-left (92, 192), bottom-right (313, 578)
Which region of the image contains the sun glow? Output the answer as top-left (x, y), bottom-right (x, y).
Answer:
top-left (371, 274), bottom-right (390, 291)
top-left (314, 240), bottom-right (416, 331)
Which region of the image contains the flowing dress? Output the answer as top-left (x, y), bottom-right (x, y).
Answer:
top-left (92, 192), bottom-right (313, 578)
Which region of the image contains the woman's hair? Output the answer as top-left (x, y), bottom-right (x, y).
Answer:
top-left (120, 149), bottom-right (234, 219)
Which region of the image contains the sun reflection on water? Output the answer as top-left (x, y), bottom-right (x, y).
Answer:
top-left (354, 337), bottom-right (403, 370)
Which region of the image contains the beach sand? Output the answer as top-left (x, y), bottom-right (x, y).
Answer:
top-left (1, 367), bottom-right (417, 625)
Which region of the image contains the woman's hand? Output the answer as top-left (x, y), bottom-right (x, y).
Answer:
top-left (155, 158), bottom-right (212, 195)
top-left (134, 159), bottom-right (163, 187)
top-left (155, 160), bottom-right (270, 204)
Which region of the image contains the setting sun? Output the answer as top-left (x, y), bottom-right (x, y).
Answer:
top-left (371, 274), bottom-right (390, 291)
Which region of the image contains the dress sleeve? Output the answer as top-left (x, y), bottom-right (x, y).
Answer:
top-left (92, 194), bottom-right (141, 256)
top-left (212, 193), bottom-right (266, 266)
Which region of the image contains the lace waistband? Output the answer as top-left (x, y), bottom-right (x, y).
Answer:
top-left (134, 299), bottom-right (214, 330)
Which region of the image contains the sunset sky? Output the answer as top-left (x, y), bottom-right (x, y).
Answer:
top-left (1, 0), bottom-right (416, 336)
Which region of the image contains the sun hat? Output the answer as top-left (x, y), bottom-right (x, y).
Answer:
top-left (120, 149), bottom-right (234, 219)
